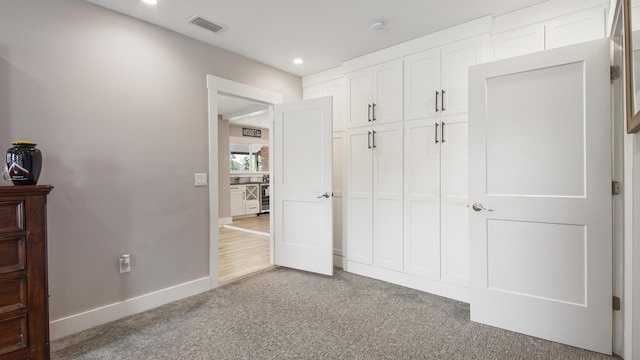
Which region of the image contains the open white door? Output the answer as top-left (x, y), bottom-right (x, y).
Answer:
top-left (273, 96), bottom-right (333, 275)
top-left (469, 39), bottom-right (612, 354)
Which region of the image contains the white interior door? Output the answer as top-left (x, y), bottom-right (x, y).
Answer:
top-left (273, 96), bottom-right (333, 275)
top-left (469, 39), bottom-right (612, 354)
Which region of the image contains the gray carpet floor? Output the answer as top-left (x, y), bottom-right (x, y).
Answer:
top-left (51, 267), bottom-right (620, 360)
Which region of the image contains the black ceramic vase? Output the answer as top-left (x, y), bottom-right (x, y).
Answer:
top-left (5, 140), bottom-right (42, 185)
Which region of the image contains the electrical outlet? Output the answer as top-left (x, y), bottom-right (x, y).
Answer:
top-left (195, 173), bottom-right (207, 187)
top-left (119, 254), bottom-right (131, 273)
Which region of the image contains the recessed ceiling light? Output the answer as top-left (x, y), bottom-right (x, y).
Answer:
top-left (293, 58), bottom-right (304, 65)
top-left (142, 0), bottom-right (158, 5)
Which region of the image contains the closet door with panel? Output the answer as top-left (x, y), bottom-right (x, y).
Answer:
top-left (347, 122), bottom-right (403, 270)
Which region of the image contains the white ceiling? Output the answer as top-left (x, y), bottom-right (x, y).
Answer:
top-left (83, 0), bottom-right (552, 77)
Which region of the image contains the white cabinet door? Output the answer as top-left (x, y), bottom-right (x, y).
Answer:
top-left (372, 60), bottom-right (404, 124)
top-left (326, 79), bottom-right (346, 131)
top-left (347, 123), bottom-right (403, 270)
top-left (346, 60), bottom-right (403, 128)
top-left (346, 127), bottom-right (374, 264)
top-left (440, 36), bottom-right (486, 116)
top-left (469, 39), bottom-right (611, 354)
top-left (492, 23), bottom-right (545, 60)
top-left (439, 114), bottom-right (469, 286)
top-left (332, 131), bottom-right (346, 260)
top-left (230, 186), bottom-right (245, 216)
top-left (305, 78), bottom-right (346, 131)
top-left (372, 122), bottom-right (404, 271)
top-left (545, 7), bottom-right (606, 50)
top-left (346, 69), bottom-right (373, 128)
top-left (404, 48), bottom-right (441, 121)
top-left (404, 36), bottom-right (485, 120)
top-left (404, 119), bottom-right (440, 278)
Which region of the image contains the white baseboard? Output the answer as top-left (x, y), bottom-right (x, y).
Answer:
top-left (345, 261), bottom-right (470, 303)
top-left (218, 217), bottom-right (233, 228)
top-left (49, 276), bottom-right (212, 341)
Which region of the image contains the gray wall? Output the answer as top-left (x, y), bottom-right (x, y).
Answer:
top-left (0, 0), bottom-right (301, 321)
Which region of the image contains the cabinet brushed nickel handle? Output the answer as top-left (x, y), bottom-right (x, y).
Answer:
top-left (435, 122), bottom-right (439, 143)
top-left (372, 102), bottom-right (377, 121)
top-left (368, 104), bottom-right (372, 122)
top-left (441, 89), bottom-right (446, 111)
top-left (441, 122), bottom-right (446, 143)
top-left (368, 131), bottom-right (372, 149)
top-left (435, 91), bottom-right (440, 112)
top-left (372, 130), bottom-right (377, 148)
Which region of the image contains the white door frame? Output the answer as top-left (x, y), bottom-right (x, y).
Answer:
top-left (206, 75), bottom-right (283, 289)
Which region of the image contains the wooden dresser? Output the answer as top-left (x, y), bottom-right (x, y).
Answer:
top-left (0, 185), bottom-right (53, 360)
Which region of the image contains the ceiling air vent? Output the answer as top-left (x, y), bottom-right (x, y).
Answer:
top-left (187, 15), bottom-right (227, 34)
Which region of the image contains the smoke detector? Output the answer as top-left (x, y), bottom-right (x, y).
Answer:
top-left (369, 19), bottom-right (386, 31)
top-left (187, 15), bottom-right (228, 34)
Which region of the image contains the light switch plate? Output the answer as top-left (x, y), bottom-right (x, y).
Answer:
top-left (195, 173), bottom-right (207, 186)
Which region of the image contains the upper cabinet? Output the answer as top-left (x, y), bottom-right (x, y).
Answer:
top-left (303, 77), bottom-right (346, 131)
top-left (404, 35), bottom-right (488, 121)
top-left (346, 60), bottom-right (404, 128)
top-left (493, 5), bottom-right (607, 61)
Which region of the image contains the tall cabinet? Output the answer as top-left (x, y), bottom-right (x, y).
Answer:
top-left (0, 185), bottom-right (53, 360)
top-left (345, 31), bottom-right (488, 301)
top-left (403, 35), bottom-right (485, 287)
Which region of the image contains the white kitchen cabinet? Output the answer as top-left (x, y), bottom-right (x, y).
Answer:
top-left (245, 200), bottom-right (260, 214)
top-left (230, 184), bottom-right (260, 216)
top-left (230, 185), bottom-right (245, 216)
top-left (346, 60), bottom-right (403, 128)
top-left (404, 35), bottom-right (486, 121)
top-left (347, 122), bottom-right (403, 271)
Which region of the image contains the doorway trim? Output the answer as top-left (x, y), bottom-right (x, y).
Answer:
top-left (206, 75), bottom-right (283, 289)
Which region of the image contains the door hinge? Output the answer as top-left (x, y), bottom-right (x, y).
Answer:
top-left (613, 296), bottom-right (621, 311)
top-left (611, 65), bottom-right (621, 81)
top-left (612, 181), bottom-right (621, 195)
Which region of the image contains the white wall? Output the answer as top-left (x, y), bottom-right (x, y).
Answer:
top-left (0, 0), bottom-right (301, 337)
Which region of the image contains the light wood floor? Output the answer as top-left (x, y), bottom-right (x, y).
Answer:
top-left (218, 215), bottom-right (272, 284)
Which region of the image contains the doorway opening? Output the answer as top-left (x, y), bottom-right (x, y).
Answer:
top-left (218, 93), bottom-right (273, 283)
top-left (206, 76), bottom-right (283, 288)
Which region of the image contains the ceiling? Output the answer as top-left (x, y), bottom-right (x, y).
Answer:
top-left (83, 0), bottom-right (552, 77)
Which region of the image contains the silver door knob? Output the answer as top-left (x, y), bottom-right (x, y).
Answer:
top-left (472, 202), bottom-right (494, 212)
top-left (317, 192), bottom-right (331, 199)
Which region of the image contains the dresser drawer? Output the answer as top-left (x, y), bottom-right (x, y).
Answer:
top-left (0, 236), bottom-right (26, 275)
top-left (0, 201), bottom-right (24, 234)
top-left (0, 276), bottom-right (26, 315)
top-left (0, 313), bottom-right (28, 356)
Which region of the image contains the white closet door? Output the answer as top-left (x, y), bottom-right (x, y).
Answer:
top-left (372, 122), bottom-right (404, 271)
top-left (346, 127), bottom-right (374, 264)
top-left (469, 39), bottom-right (611, 354)
top-left (404, 119), bottom-right (441, 278)
top-left (440, 114), bottom-right (469, 286)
